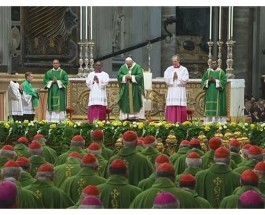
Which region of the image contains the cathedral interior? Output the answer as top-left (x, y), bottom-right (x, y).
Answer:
top-left (0, 6), bottom-right (265, 120)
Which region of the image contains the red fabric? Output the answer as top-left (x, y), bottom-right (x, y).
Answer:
top-left (88, 105), bottom-right (106, 123)
top-left (165, 106), bottom-right (187, 123)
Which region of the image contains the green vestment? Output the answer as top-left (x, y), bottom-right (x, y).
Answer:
top-left (104, 147), bottom-right (154, 186)
top-left (195, 163), bottom-right (240, 208)
top-left (130, 177), bottom-right (196, 208)
top-left (140, 147), bottom-right (161, 165)
top-left (220, 185), bottom-right (264, 208)
top-left (170, 147), bottom-right (189, 166)
top-left (54, 158), bottom-right (81, 188)
top-left (233, 159), bottom-right (258, 175)
top-left (22, 79), bottom-right (39, 109)
top-left (183, 188), bottom-right (212, 208)
top-left (54, 146), bottom-right (86, 166)
top-left (14, 143), bottom-right (29, 158)
top-left (117, 63), bottom-right (144, 114)
top-left (25, 179), bottom-right (74, 208)
top-left (201, 68), bottom-right (227, 117)
top-left (138, 172), bottom-right (156, 191)
top-left (97, 174), bottom-right (142, 208)
top-left (19, 170), bottom-right (36, 187)
top-left (60, 167), bottom-right (106, 203)
top-left (43, 68), bottom-right (69, 111)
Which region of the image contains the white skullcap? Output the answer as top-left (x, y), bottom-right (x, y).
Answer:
top-left (125, 57), bottom-right (133, 62)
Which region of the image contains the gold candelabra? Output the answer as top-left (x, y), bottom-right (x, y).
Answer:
top-left (226, 39), bottom-right (236, 78)
top-left (217, 40), bottom-right (223, 68)
top-left (207, 40), bottom-right (214, 68)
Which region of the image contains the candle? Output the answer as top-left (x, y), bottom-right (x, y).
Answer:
top-left (90, 6), bottom-right (93, 40)
top-left (231, 6), bottom-right (234, 39)
top-left (143, 72), bottom-right (152, 90)
top-left (209, 6), bottom-right (212, 40)
top-left (80, 6), bottom-right (82, 40)
top-left (85, 7), bottom-right (88, 40)
top-left (228, 6), bottom-right (231, 40)
top-left (219, 6), bottom-right (222, 40)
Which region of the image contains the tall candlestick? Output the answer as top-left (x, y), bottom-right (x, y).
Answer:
top-left (90, 6), bottom-right (93, 40)
top-left (228, 6), bottom-right (231, 40)
top-left (85, 7), bottom-right (88, 40)
top-left (231, 6), bottom-right (234, 39)
top-left (209, 6), bottom-right (212, 40)
top-left (80, 6), bottom-right (82, 40)
top-left (219, 6), bottom-right (222, 40)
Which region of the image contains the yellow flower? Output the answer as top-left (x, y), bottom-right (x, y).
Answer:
top-left (138, 122), bottom-right (144, 129)
top-left (149, 122), bottom-right (156, 126)
top-left (97, 121), bottom-right (104, 127)
top-left (4, 122), bottom-right (10, 129)
top-left (250, 124), bottom-right (255, 129)
top-left (23, 120), bottom-right (29, 124)
top-left (182, 121), bottom-right (192, 126)
top-left (123, 121), bottom-right (129, 126)
top-left (164, 123), bottom-right (172, 129)
top-left (50, 124), bottom-right (56, 129)
top-left (230, 122), bottom-right (237, 127)
top-left (67, 121), bottom-right (74, 127)
top-left (39, 120), bottom-right (47, 125)
top-left (204, 125), bottom-right (210, 131)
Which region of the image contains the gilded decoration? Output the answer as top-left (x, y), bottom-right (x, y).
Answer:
top-left (67, 79), bottom-right (231, 120)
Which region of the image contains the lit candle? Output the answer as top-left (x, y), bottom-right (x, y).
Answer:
top-left (90, 6), bottom-right (93, 40)
top-left (231, 6), bottom-right (234, 39)
top-left (219, 6), bottom-right (222, 40)
top-left (228, 6), bottom-right (231, 40)
top-left (80, 6), bottom-right (82, 40)
top-left (209, 6), bottom-right (212, 40)
top-left (85, 7), bottom-right (88, 40)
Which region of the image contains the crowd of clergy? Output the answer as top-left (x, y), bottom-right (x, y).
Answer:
top-left (0, 129), bottom-right (265, 209)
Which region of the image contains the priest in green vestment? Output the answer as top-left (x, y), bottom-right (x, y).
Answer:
top-left (201, 59), bottom-right (227, 124)
top-left (43, 59), bottom-right (69, 123)
top-left (117, 57), bottom-right (145, 120)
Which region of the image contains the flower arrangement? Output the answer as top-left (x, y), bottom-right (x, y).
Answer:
top-left (1, 119), bottom-right (265, 153)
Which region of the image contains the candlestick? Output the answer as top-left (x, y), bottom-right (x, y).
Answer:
top-left (80, 6), bottom-right (82, 41)
top-left (209, 6), bottom-right (212, 40)
top-left (85, 7), bottom-right (88, 40)
top-left (219, 7), bottom-right (222, 40)
top-left (228, 6), bottom-right (231, 40)
top-left (231, 7), bottom-right (234, 39)
top-left (90, 6), bottom-right (93, 40)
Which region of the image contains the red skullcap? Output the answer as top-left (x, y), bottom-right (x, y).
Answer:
top-left (156, 163), bottom-right (175, 174)
top-left (144, 135), bottom-right (156, 145)
top-left (3, 160), bottom-right (20, 168)
top-left (214, 147), bottom-right (230, 158)
top-left (29, 141), bottom-right (42, 149)
top-left (255, 162), bottom-right (265, 171)
top-left (229, 138), bottom-right (240, 147)
top-left (1, 145), bottom-right (14, 151)
top-left (68, 151), bottom-right (82, 158)
top-left (242, 144), bottom-right (252, 150)
top-left (248, 145), bottom-right (262, 155)
top-left (33, 134), bottom-right (45, 139)
top-left (17, 136), bottom-right (29, 143)
top-left (82, 185), bottom-right (100, 196)
top-left (92, 130), bottom-right (104, 139)
top-left (209, 137), bottom-right (222, 150)
top-left (189, 138), bottom-right (200, 145)
top-left (71, 135), bottom-right (85, 142)
top-left (137, 137), bottom-right (145, 145)
top-left (241, 169), bottom-right (259, 182)
top-left (0, 181), bottom-right (17, 201)
top-left (88, 143), bottom-right (101, 151)
top-left (187, 152), bottom-right (200, 159)
top-left (155, 154), bottom-right (170, 164)
top-left (82, 154), bottom-right (97, 164)
top-left (38, 163), bottom-right (54, 172)
top-left (123, 131), bottom-right (138, 142)
top-left (16, 157), bottom-right (30, 165)
top-left (110, 159), bottom-right (126, 169)
top-left (179, 173), bottom-right (196, 183)
top-left (180, 140), bottom-right (190, 145)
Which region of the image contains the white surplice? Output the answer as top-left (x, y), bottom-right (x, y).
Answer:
top-left (8, 81), bottom-right (23, 116)
top-left (164, 65), bottom-right (189, 106)
top-left (86, 71), bottom-right (110, 106)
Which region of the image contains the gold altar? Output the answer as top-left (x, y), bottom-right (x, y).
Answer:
top-left (0, 74), bottom-right (245, 122)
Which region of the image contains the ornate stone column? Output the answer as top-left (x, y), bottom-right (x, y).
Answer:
top-left (0, 7), bottom-right (11, 72)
